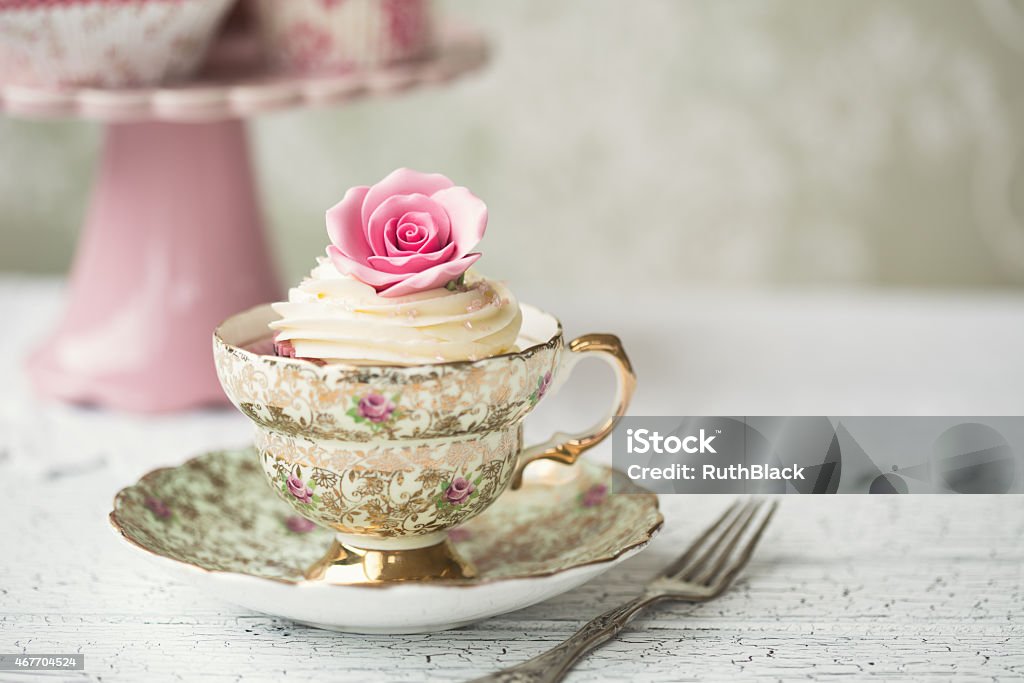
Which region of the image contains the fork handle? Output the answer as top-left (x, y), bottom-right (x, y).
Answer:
top-left (470, 595), bottom-right (655, 683)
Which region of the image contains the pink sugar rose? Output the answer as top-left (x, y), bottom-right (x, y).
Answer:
top-left (326, 168), bottom-right (487, 297)
top-left (286, 475), bottom-right (314, 504)
top-left (444, 477), bottom-right (476, 505)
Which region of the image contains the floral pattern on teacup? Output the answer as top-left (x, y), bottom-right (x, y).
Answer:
top-left (529, 371), bottom-right (553, 406)
top-left (437, 475), bottom-right (480, 509)
top-left (286, 475), bottom-right (315, 504)
top-left (213, 312), bottom-right (563, 444)
top-left (260, 428), bottom-right (518, 537)
top-left (278, 468), bottom-right (320, 509)
top-left (213, 304), bottom-right (571, 543)
top-left (348, 392), bottom-right (400, 430)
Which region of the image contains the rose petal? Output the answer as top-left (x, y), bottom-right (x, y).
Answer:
top-left (367, 194), bottom-right (449, 256)
top-left (328, 245), bottom-right (408, 287)
top-left (430, 186), bottom-right (487, 257)
top-left (383, 217), bottom-right (403, 256)
top-left (325, 185), bottom-right (372, 263)
top-left (384, 212), bottom-right (440, 256)
top-left (361, 168), bottom-right (454, 228)
top-left (367, 241), bottom-right (456, 274)
top-left (396, 215), bottom-right (433, 250)
top-left (377, 253), bottom-right (481, 297)
top-left (397, 222), bottom-right (427, 247)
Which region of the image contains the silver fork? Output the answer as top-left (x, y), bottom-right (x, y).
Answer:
top-left (471, 499), bottom-right (778, 683)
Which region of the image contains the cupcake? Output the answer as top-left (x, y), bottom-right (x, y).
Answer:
top-left (270, 168), bottom-right (523, 365)
top-left (249, 0), bottom-right (435, 74)
top-left (0, 0), bottom-right (236, 88)
top-left (214, 168), bottom-right (635, 567)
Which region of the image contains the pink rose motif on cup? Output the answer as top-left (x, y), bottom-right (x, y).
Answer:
top-left (286, 475), bottom-right (314, 504)
top-left (581, 483), bottom-right (608, 508)
top-left (443, 477), bottom-right (476, 506)
top-left (436, 472), bottom-right (482, 508)
top-left (348, 392), bottom-right (400, 429)
top-left (530, 371), bottom-right (553, 406)
top-left (326, 168), bottom-right (488, 297)
top-left (359, 393), bottom-right (395, 423)
top-left (538, 371), bottom-right (553, 399)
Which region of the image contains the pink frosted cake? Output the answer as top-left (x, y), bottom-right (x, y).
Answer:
top-left (0, 0), bottom-right (235, 87)
top-left (250, 0), bottom-right (435, 74)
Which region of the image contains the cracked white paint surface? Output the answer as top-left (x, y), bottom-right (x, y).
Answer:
top-left (2, 278), bottom-right (1023, 681)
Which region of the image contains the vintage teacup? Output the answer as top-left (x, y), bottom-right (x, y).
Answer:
top-left (213, 302), bottom-right (635, 582)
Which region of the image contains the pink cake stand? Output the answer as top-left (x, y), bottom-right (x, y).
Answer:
top-left (0, 27), bottom-right (487, 412)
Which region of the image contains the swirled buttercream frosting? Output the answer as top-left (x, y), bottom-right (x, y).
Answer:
top-left (270, 259), bottom-right (523, 364)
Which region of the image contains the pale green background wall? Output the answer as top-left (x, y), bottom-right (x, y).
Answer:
top-left (1, 0), bottom-right (1023, 290)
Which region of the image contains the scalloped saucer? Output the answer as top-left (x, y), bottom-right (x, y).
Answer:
top-left (109, 448), bottom-right (662, 634)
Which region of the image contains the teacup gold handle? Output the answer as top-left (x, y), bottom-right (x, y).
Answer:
top-left (510, 333), bottom-right (637, 489)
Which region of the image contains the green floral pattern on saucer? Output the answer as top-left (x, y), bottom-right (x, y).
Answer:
top-left (110, 448), bottom-right (662, 582)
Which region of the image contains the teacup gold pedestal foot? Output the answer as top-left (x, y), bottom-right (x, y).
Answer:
top-left (304, 540), bottom-right (477, 584)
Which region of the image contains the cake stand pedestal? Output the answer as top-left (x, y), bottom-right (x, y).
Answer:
top-left (0, 28), bottom-right (487, 412)
top-left (27, 120), bottom-right (273, 410)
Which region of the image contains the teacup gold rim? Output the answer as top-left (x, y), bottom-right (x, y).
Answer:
top-left (213, 302), bottom-right (565, 373)
top-left (108, 449), bottom-right (664, 590)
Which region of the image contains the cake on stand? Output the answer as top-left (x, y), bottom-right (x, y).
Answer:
top-left (0, 27), bottom-right (487, 412)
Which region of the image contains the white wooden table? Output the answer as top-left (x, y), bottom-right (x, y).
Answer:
top-left (2, 277), bottom-right (1023, 681)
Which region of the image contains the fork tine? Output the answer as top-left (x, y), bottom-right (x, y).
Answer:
top-left (668, 500), bottom-right (755, 582)
top-left (691, 500), bottom-right (765, 585)
top-left (678, 500), bottom-right (760, 582)
top-left (706, 500), bottom-right (778, 593)
top-left (658, 500), bottom-right (742, 579)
